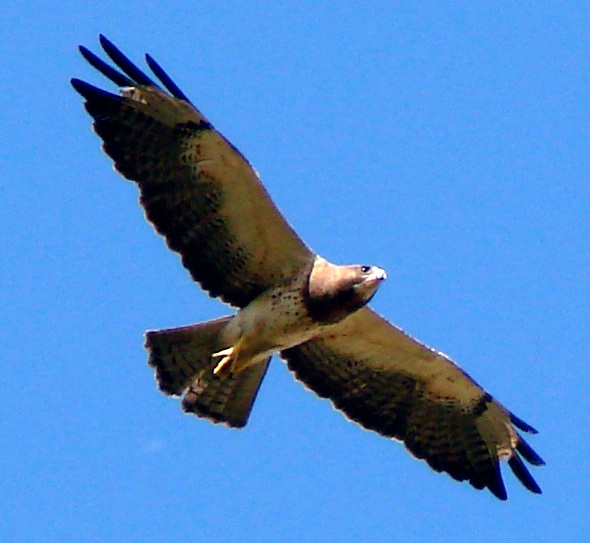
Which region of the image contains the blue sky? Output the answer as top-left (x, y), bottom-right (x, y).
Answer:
top-left (1, 2), bottom-right (589, 541)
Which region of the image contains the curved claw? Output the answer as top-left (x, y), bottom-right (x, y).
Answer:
top-left (212, 337), bottom-right (245, 374)
top-left (212, 347), bottom-right (235, 374)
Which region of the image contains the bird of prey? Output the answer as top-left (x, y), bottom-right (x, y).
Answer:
top-left (72, 35), bottom-right (544, 500)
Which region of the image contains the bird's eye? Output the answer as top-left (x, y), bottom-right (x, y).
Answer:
top-left (360, 266), bottom-right (371, 273)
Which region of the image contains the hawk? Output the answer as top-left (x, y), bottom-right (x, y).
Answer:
top-left (72, 36), bottom-right (544, 500)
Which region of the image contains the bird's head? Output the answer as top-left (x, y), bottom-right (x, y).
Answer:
top-left (306, 257), bottom-right (387, 323)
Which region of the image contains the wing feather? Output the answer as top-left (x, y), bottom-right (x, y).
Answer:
top-left (145, 53), bottom-right (192, 103)
top-left (72, 37), bottom-right (313, 307)
top-left (98, 34), bottom-right (158, 87)
top-left (281, 307), bottom-right (543, 499)
top-left (79, 45), bottom-right (134, 87)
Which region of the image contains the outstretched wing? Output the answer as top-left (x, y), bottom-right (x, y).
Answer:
top-left (281, 307), bottom-right (544, 500)
top-left (72, 35), bottom-right (313, 307)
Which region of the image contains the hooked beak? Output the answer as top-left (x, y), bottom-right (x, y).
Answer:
top-left (371, 266), bottom-right (387, 281)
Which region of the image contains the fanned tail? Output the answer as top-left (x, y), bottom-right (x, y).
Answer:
top-left (145, 317), bottom-right (270, 428)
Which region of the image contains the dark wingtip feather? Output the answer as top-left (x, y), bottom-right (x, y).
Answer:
top-left (79, 45), bottom-right (134, 87)
top-left (510, 411), bottom-right (539, 434)
top-left (486, 461), bottom-right (508, 500)
top-left (489, 485), bottom-right (508, 501)
top-left (145, 53), bottom-right (192, 103)
top-left (70, 78), bottom-right (119, 102)
top-left (517, 434), bottom-right (546, 466)
top-left (508, 454), bottom-right (543, 494)
top-left (71, 77), bottom-right (91, 97)
top-left (98, 34), bottom-right (158, 87)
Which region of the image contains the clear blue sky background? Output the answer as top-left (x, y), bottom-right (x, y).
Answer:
top-left (1, 2), bottom-right (588, 542)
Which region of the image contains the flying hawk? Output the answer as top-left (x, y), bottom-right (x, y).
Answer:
top-left (72, 36), bottom-right (544, 500)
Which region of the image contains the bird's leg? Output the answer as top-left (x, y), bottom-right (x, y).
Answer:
top-left (212, 336), bottom-right (245, 375)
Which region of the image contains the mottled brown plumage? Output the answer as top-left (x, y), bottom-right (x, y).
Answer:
top-left (72, 36), bottom-right (544, 500)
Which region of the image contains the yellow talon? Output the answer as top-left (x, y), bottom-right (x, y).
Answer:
top-left (212, 337), bottom-right (244, 374)
top-left (212, 348), bottom-right (234, 374)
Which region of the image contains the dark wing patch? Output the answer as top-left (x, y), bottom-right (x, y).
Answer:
top-left (73, 37), bottom-right (313, 307)
top-left (281, 307), bottom-right (544, 500)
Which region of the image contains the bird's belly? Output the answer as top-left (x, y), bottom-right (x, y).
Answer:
top-left (221, 288), bottom-right (328, 362)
